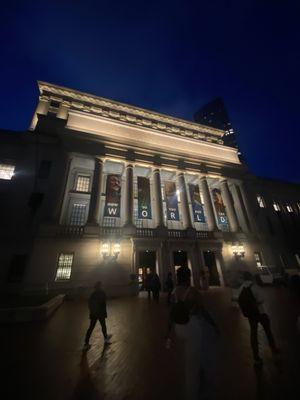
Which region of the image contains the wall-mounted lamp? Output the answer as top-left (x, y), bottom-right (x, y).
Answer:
top-left (101, 241), bottom-right (120, 261)
top-left (232, 242), bottom-right (245, 258)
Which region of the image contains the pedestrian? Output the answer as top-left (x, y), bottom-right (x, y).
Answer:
top-left (83, 281), bottom-right (112, 350)
top-left (166, 266), bottom-right (219, 400)
top-left (238, 271), bottom-right (279, 367)
top-left (145, 271), bottom-right (153, 300)
top-left (201, 265), bottom-right (210, 290)
top-left (151, 272), bottom-right (161, 303)
top-left (164, 272), bottom-right (174, 305)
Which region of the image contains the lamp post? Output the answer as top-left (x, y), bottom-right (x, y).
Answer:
top-left (101, 241), bottom-right (120, 261)
top-left (232, 242), bottom-right (245, 258)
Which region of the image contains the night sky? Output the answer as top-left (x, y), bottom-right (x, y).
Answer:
top-left (1, 1), bottom-right (299, 183)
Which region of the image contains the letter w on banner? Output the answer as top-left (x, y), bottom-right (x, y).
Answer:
top-left (165, 181), bottom-right (179, 221)
top-left (104, 174), bottom-right (121, 217)
top-left (137, 176), bottom-right (152, 219)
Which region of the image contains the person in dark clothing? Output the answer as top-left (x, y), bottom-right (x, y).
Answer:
top-left (83, 281), bottom-right (112, 350)
top-left (164, 272), bottom-right (174, 305)
top-left (151, 273), bottom-right (161, 303)
top-left (145, 272), bottom-right (153, 300)
top-left (238, 271), bottom-right (279, 366)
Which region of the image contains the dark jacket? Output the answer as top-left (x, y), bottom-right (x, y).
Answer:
top-left (88, 289), bottom-right (107, 318)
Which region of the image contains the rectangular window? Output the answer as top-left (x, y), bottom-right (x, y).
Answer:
top-left (69, 203), bottom-right (87, 225)
top-left (297, 203), bottom-right (300, 212)
top-left (0, 163), bottom-right (15, 180)
top-left (286, 204), bottom-right (293, 213)
top-left (256, 195), bottom-right (265, 208)
top-left (55, 253), bottom-right (73, 280)
top-left (273, 202), bottom-right (280, 211)
top-left (254, 252), bottom-right (263, 267)
top-left (295, 254), bottom-right (300, 268)
top-left (75, 175), bottom-right (90, 192)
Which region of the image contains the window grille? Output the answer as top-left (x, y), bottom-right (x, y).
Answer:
top-left (55, 253), bottom-right (73, 280)
top-left (273, 202), bottom-right (280, 211)
top-left (256, 195), bottom-right (266, 208)
top-left (286, 204), bottom-right (293, 213)
top-left (76, 175), bottom-right (90, 192)
top-left (254, 252), bottom-right (263, 267)
top-left (69, 203), bottom-right (87, 225)
top-left (0, 164), bottom-right (15, 180)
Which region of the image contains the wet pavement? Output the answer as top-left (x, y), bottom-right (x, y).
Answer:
top-left (2, 286), bottom-right (300, 400)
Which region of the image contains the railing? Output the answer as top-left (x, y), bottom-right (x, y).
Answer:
top-left (168, 229), bottom-right (187, 239)
top-left (136, 228), bottom-right (156, 238)
top-left (56, 225), bottom-right (85, 237)
top-left (196, 231), bottom-right (212, 239)
top-left (99, 227), bottom-right (122, 237)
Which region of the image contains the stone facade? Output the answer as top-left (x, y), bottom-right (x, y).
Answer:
top-left (0, 82), bottom-right (299, 295)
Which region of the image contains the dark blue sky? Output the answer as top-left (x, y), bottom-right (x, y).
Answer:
top-left (1, 0), bottom-right (299, 183)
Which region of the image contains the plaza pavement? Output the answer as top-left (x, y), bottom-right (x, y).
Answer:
top-left (1, 286), bottom-right (300, 400)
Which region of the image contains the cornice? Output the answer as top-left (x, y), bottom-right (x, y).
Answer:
top-left (37, 81), bottom-right (225, 145)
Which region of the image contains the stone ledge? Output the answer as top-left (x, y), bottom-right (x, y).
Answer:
top-left (0, 294), bottom-right (65, 323)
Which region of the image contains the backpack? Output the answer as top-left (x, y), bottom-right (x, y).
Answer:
top-left (238, 284), bottom-right (260, 318)
top-left (170, 288), bottom-right (190, 324)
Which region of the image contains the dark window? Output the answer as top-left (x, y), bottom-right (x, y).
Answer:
top-left (7, 254), bottom-right (28, 282)
top-left (38, 160), bottom-right (52, 179)
top-left (50, 100), bottom-right (60, 108)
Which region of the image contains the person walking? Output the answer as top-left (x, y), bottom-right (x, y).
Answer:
top-left (151, 272), bottom-right (161, 303)
top-left (166, 266), bottom-right (219, 399)
top-left (83, 281), bottom-right (112, 350)
top-left (145, 271), bottom-right (153, 300)
top-left (238, 271), bottom-right (279, 367)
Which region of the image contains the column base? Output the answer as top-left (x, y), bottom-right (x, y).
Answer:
top-left (185, 227), bottom-right (196, 239)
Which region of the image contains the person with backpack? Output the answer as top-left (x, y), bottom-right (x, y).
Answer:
top-left (151, 272), bottom-right (161, 303)
top-left (238, 271), bottom-right (279, 367)
top-left (164, 272), bottom-right (174, 305)
top-left (83, 281), bottom-right (112, 350)
top-left (166, 266), bottom-right (219, 400)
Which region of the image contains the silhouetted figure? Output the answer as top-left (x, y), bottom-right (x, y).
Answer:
top-left (238, 271), bottom-right (279, 367)
top-left (151, 273), bottom-right (161, 303)
top-left (164, 272), bottom-right (174, 305)
top-left (145, 272), bottom-right (153, 300)
top-left (166, 266), bottom-right (219, 399)
top-left (83, 281), bottom-right (112, 349)
top-left (201, 266), bottom-right (210, 290)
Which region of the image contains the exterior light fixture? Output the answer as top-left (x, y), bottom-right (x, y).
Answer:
top-left (101, 241), bottom-right (120, 261)
top-left (232, 242), bottom-right (245, 258)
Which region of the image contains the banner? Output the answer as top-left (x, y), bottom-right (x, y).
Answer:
top-left (137, 176), bottom-right (152, 219)
top-left (104, 174), bottom-right (121, 217)
top-left (165, 181), bottom-right (179, 221)
top-left (188, 184), bottom-right (205, 223)
top-left (212, 188), bottom-right (228, 225)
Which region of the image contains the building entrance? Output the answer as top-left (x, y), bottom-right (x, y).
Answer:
top-left (203, 250), bottom-right (220, 286)
top-left (173, 250), bottom-right (188, 271)
top-left (137, 250), bottom-right (156, 291)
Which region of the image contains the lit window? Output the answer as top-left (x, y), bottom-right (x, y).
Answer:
top-left (55, 253), bottom-right (73, 280)
top-left (0, 164), bottom-right (15, 180)
top-left (256, 195), bottom-right (266, 208)
top-left (297, 203), bottom-right (300, 212)
top-left (69, 203), bottom-right (87, 225)
top-left (273, 202), bottom-right (280, 211)
top-left (286, 204), bottom-right (293, 213)
top-left (254, 252), bottom-right (263, 267)
top-left (75, 175), bottom-right (90, 192)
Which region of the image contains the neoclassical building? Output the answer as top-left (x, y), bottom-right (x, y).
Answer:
top-left (0, 82), bottom-right (299, 295)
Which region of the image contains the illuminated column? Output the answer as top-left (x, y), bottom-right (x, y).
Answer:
top-left (124, 164), bottom-right (134, 227)
top-left (220, 179), bottom-right (239, 232)
top-left (199, 176), bottom-right (217, 231)
top-left (57, 102), bottom-right (70, 120)
top-left (30, 97), bottom-right (50, 130)
top-left (178, 172), bottom-right (192, 229)
top-left (52, 153), bottom-right (72, 222)
top-left (87, 158), bottom-right (103, 224)
top-left (153, 168), bottom-right (164, 227)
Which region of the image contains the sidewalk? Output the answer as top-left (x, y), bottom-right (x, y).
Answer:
top-left (2, 287), bottom-right (300, 399)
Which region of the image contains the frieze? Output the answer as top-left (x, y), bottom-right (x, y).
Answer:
top-left (38, 82), bottom-right (224, 145)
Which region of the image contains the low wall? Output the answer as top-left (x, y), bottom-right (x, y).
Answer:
top-left (0, 294), bottom-right (65, 323)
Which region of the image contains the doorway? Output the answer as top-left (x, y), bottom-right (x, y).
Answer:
top-left (137, 250), bottom-right (156, 291)
top-left (203, 250), bottom-right (220, 286)
top-left (173, 250), bottom-right (188, 270)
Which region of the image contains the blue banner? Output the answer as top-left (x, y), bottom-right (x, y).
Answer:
top-left (165, 181), bottom-right (179, 221)
top-left (212, 188), bottom-right (228, 225)
top-left (188, 184), bottom-right (205, 223)
top-left (137, 176), bottom-right (152, 219)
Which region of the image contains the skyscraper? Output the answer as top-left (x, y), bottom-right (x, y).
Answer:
top-left (194, 97), bottom-right (240, 155)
